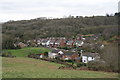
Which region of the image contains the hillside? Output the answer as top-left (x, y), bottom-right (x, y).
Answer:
top-left (2, 13), bottom-right (119, 49)
top-left (2, 15), bottom-right (118, 38)
top-left (2, 57), bottom-right (118, 78)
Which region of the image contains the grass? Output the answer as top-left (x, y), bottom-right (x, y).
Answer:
top-left (2, 47), bottom-right (51, 57)
top-left (0, 57), bottom-right (2, 79)
top-left (2, 57), bottom-right (118, 78)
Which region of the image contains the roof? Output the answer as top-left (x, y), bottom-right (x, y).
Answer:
top-left (67, 40), bottom-right (74, 43)
top-left (74, 40), bottom-right (83, 44)
top-left (55, 40), bottom-right (61, 44)
top-left (50, 40), bottom-right (56, 43)
top-left (58, 51), bottom-right (64, 54)
top-left (51, 49), bottom-right (60, 53)
top-left (63, 51), bottom-right (78, 56)
top-left (41, 39), bottom-right (48, 43)
top-left (82, 52), bottom-right (99, 57)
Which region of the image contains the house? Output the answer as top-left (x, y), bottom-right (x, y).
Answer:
top-left (82, 52), bottom-right (100, 63)
top-left (48, 50), bottom-right (59, 59)
top-left (60, 39), bottom-right (66, 47)
top-left (41, 39), bottom-right (48, 46)
top-left (54, 40), bottom-right (61, 47)
top-left (35, 53), bottom-right (44, 58)
top-left (54, 39), bottom-right (67, 48)
top-left (58, 51), bottom-right (64, 55)
top-left (17, 42), bottom-right (27, 48)
top-left (74, 40), bottom-right (84, 47)
top-left (46, 40), bottom-right (51, 47)
top-left (39, 53), bottom-right (44, 58)
top-left (66, 40), bottom-right (74, 48)
top-left (61, 51), bottom-right (80, 62)
top-left (37, 40), bottom-right (41, 46)
top-left (48, 49), bottom-right (64, 59)
top-left (70, 49), bottom-right (77, 52)
top-left (49, 39), bottom-right (56, 47)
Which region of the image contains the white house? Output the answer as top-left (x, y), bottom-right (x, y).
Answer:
top-left (48, 52), bottom-right (57, 59)
top-left (48, 50), bottom-right (59, 59)
top-left (74, 40), bottom-right (84, 47)
top-left (48, 50), bottom-right (64, 59)
top-left (82, 52), bottom-right (100, 63)
top-left (41, 39), bottom-right (48, 46)
top-left (46, 40), bottom-right (50, 47)
top-left (39, 54), bottom-right (44, 58)
top-left (58, 51), bottom-right (64, 55)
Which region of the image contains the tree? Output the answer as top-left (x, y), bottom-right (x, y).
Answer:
top-left (2, 35), bottom-right (15, 49)
top-left (100, 43), bottom-right (118, 72)
top-left (44, 52), bottom-right (48, 57)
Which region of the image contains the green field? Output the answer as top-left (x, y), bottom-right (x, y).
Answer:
top-left (2, 47), bottom-right (119, 78)
top-left (3, 47), bottom-right (51, 57)
top-left (2, 57), bottom-right (118, 78)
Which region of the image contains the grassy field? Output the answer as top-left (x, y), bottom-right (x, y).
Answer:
top-left (2, 47), bottom-right (51, 57)
top-left (2, 57), bottom-right (118, 78)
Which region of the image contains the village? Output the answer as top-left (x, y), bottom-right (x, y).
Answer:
top-left (1, 0), bottom-right (119, 78)
top-left (13, 34), bottom-right (105, 69)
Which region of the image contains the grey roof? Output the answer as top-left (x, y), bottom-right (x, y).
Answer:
top-left (41, 39), bottom-right (48, 43)
top-left (63, 51), bottom-right (78, 56)
top-left (82, 52), bottom-right (99, 57)
top-left (52, 49), bottom-right (60, 53)
top-left (74, 40), bottom-right (83, 44)
top-left (55, 40), bottom-right (61, 44)
top-left (50, 40), bottom-right (56, 43)
top-left (67, 40), bottom-right (74, 43)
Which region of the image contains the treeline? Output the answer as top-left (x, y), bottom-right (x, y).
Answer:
top-left (2, 12), bottom-right (119, 49)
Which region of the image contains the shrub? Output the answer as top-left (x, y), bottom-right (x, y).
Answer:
top-left (2, 51), bottom-right (13, 57)
top-left (88, 60), bottom-right (108, 71)
top-left (44, 52), bottom-right (48, 57)
top-left (76, 62), bottom-right (86, 67)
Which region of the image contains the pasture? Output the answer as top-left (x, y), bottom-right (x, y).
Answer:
top-left (2, 47), bottom-right (51, 57)
top-left (2, 57), bottom-right (118, 78)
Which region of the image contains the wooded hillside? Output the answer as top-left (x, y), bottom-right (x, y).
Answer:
top-left (2, 13), bottom-right (119, 49)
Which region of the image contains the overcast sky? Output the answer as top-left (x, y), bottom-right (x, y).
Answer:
top-left (0, 0), bottom-right (119, 22)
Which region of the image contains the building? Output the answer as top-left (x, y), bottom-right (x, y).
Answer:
top-left (82, 52), bottom-right (100, 63)
top-left (61, 51), bottom-right (80, 62)
top-left (66, 40), bottom-right (74, 48)
top-left (74, 40), bottom-right (84, 47)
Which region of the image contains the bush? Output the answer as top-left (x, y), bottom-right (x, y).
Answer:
top-left (2, 51), bottom-right (13, 57)
top-left (76, 62), bottom-right (86, 67)
top-left (88, 60), bottom-right (108, 71)
top-left (44, 52), bottom-right (48, 57)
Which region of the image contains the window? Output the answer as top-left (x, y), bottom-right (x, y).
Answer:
top-left (92, 57), bottom-right (93, 59)
top-left (84, 60), bottom-right (86, 62)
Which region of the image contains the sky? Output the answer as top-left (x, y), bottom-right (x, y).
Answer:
top-left (0, 0), bottom-right (119, 22)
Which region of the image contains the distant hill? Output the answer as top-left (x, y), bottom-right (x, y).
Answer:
top-left (2, 13), bottom-right (119, 49)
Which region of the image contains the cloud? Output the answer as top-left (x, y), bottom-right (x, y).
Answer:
top-left (0, 0), bottom-right (119, 22)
